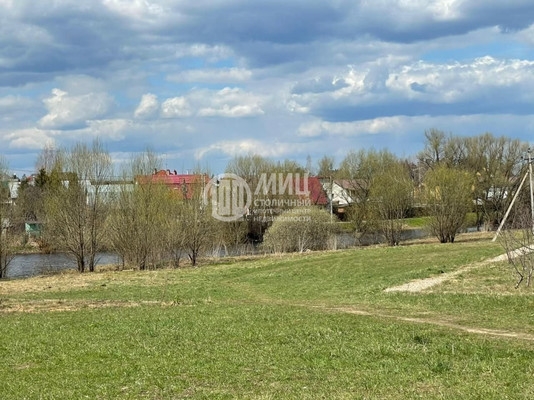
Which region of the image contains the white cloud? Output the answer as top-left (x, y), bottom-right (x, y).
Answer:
top-left (386, 56), bottom-right (534, 101)
top-left (102, 0), bottom-right (166, 21)
top-left (517, 24), bottom-right (534, 45)
top-left (161, 96), bottom-right (192, 118)
top-left (3, 0), bottom-right (534, 175)
top-left (195, 139), bottom-right (292, 160)
top-left (298, 113), bottom-right (534, 141)
top-left (429, 0), bottom-right (462, 21)
top-left (298, 117), bottom-right (405, 137)
top-left (0, 95), bottom-right (39, 125)
top-left (85, 119), bottom-right (130, 141)
top-left (54, 75), bottom-right (110, 95)
top-left (196, 87), bottom-right (264, 118)
top-left (197, 104), bottom-right (263, 118)
top-left (160, 87), bottom-right (265, 118)
top-left (134, 93), bottom-right (159, 119)
top-left (4, 127), bottom-right (57, 150)
top-left (286, 100), bottom-right (310, 114)
top-left (297, 120), bottom-right (324, 137)
top-left (38, 88), bottom-right (114, 129)
top-left (289, 56), bottom-right (534, 119)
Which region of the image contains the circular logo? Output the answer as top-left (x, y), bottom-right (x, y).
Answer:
top-left (203, 173), bottom-right (252, 222)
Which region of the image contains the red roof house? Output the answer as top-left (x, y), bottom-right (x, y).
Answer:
top-left (137, 170), bottom-right (209, 200)
top-left (306, 176), bottom-right (329, 206)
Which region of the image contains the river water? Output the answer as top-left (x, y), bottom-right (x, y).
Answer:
top-left (4, 229), bottom-right (432, 280)
top-left (5, 253), bottom-right (121, 279)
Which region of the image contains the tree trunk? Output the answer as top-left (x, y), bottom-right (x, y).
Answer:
top-left (77, 256), bottom-right (85, 273)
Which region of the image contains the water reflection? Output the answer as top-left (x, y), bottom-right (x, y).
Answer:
top-left (6, 253), bottom-right (121, 279)
top-left (5, 229), bottom-right (432, 279)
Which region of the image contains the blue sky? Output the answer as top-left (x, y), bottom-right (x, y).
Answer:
top-left (1, 0), bottom-right (534, 176)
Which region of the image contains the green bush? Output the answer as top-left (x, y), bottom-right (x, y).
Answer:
top-left (262, 207), bottom-right (336, 253)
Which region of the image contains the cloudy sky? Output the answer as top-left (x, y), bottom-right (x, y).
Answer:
top-left (1, 0), bottom-right (534, 176)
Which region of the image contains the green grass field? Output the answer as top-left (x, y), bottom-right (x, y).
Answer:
top-left (1, 233), bottom-right (534, 399)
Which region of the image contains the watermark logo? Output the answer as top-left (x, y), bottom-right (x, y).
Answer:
top-left (204, 173), bottom-right (252, 222)
top-left (204, 172), bottom-right (311, 222)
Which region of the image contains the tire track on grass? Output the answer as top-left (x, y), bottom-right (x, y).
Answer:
top-left (319, 306), bottom-right (534, 342)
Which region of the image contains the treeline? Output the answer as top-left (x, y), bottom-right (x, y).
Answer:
top-left (3, 142), bottom-right (230, 276)
top-left (0, 130), bottom-right (531, 277)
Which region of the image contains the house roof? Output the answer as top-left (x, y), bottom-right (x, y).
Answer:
top-left (136, 170), bottom-right (209, 200)
top-left (320, 179), bottom-right (353, 206)
top-left (138, 170), bottom-right (209, 186)
top-left (267, 175), bottom-right (328, 205)
top-left (306, 176), bottom-right (329, 205)
top-left (137, 171), bottom-right (328, 204)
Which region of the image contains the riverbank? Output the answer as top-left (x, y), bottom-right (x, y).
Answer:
top-left (4, 226), bottom-right (485, 280)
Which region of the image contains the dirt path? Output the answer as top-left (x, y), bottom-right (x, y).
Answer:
top-left (322, 306), bottom-right (534, 341)
top-left (383, 250), bottom-right (527, 293)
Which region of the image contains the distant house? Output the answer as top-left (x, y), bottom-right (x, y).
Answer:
top-left (0, 177), bottom-right (16, 235)
top-left (7, 179), bottom-right (20, 203)
top-left (136, 171), bottom-right (333, 212)
top-left (307, 176), bottom-right (329, 206)
top-left (252, 174), bottom-right (329, 206)
top-left (136, 169), bottom-right (209, 200)
top-left (85, 181), bottom-right (135, 205)
top-left (0, 175), bottom-right (20, 205)
top-left (0, 177), bottom-right (18, 234)
top-left (25, 221), bottom-right (42, 237)
top-left (320, 179), bottom-right (356, 218)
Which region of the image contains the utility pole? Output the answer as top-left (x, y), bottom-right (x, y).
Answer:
top-left (330, 175), bottom-right (333, 223)
top-left (492, 147), bottom-right (534, 241)
top-left (529, 148), bottom-right (534, 234)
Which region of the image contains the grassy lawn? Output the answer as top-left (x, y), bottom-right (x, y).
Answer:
top-left (403, 216), bottom-right (430, 228)
top-left (1, 233), bottom-right (534, 399)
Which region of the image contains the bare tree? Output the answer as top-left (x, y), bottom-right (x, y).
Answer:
top-left (418, 129), bottom-right (447, 167)
top-left (338, 149), bottom-right (384, 242)
top-left (215, 219), bottom-right (249, 256)
top-left (108, 150), bottom-right (170, 270)
top-left (419, 131), bottom-right (528, 230)
top-left (16, 149), bottom-right (63, 252)
top-left (44, 139), bottom-right (113, 272)
top-left (369, 160), bottom-right (414, 246)
top-left (0, 156), bottom-right (17, 278)
top-left (498, 200), bottom-right (534, 287)
top-left (424, 165), bottom-right (473, 243)
top-left (464, 133), bottom-right (527, 229)
top-left (35, 142), bottom-right (59, 174)
top-left (226, 154), bottom-right (274, 241)
top-left (179, 173), bottom-right (215, 266)
top-left (499, 209), bottom-right (534, 288)
top-left (317, 155), bottom-right (335, 178)
top-left (16, 173), bottom-right (46, 223)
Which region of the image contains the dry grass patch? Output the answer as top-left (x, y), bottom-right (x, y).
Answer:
top-left (0, 268), bottom-right (192, 296)
top-left (0, 270), bottom-right (112, 295)
top-left (402, 231), bottom-right (495, 246)
top-left (0, 298), bottom-right (183, 313)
